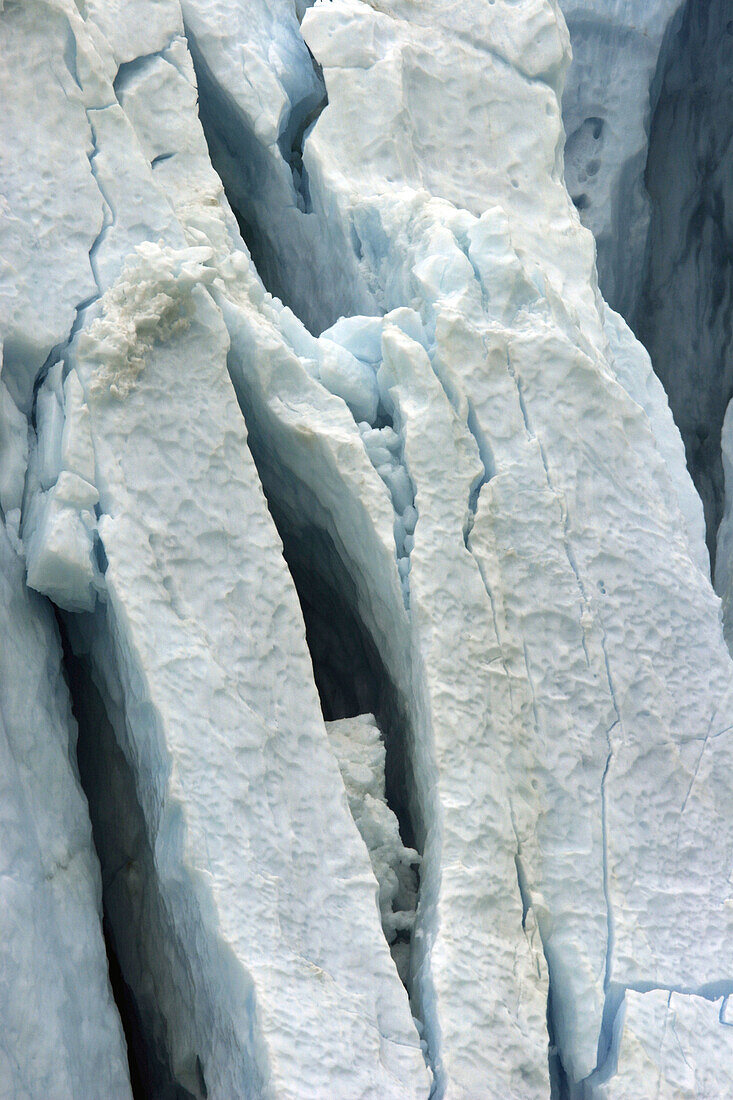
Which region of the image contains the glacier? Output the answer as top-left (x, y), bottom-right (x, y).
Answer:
top-left (2, 0), bottom-right (733, 1096)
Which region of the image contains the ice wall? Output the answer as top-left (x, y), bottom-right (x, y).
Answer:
top-left (558, 0), bottom-right (684, 317)
top-left (560, 0), bottom-right (733, 580)
top-left (635, 0), bottom-right (733, 566)
top-left (2, 2), bottom-right (427, 1096)
top-left (2, 0), bottom-right (733, 1096)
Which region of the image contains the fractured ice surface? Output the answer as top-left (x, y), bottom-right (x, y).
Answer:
top-left (3, 0), bottom-right (733, 1095)
top-left (3, 2), bottom-right (427, 1096)
top-left (326, 715), bottom-right (420, 983)
top-left (599, 991), bottom-right (733, 1098)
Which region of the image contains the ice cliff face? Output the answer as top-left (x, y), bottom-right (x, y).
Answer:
top-left (558, 0), bottom-right (733, 594)
top-left (2, 0), bottom-right (733, 1097)
top-left (558, 0), bottom-right (685, 319)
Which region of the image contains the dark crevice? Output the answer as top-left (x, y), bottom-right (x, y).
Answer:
top-left (585, 987), bottom-right (626, 1092)
top-left (634, 0), bottom-right (733, 566)
top-left (185, 25), bottom-right (292, 311)
top-left (54, 609), bottom-right (207, 1100)
top-left (268, 514), bottom-right (422, 995)
top-left (230, 206), bottom-right (260, 275)
top-left (185, 20), bottom-right (374, 334)
top-left (184, 23), bottom-right (325, 321)
top-left (223, 334), bottom-right (428, 1004)
top-left (277, 520), bottom-right (419, 853)
top-left (281, 97), bottom-right (323, 213)
top-left (514, 851), bottom-right (571, 1096)
top-left (548, 986), bottom-right (571, 1100)
top-left (276, 51), bottom-right (328, 214)
top-left (182, 5), bottom-right (431, 1045)
top-left (101, 913), bottom-right (166, 1100)
top-left (221, 282), bottom-right (436, 1057)
top-left (113, 48), bottom-right (175, 99)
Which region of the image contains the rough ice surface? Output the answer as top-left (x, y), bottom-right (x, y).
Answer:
top-left (326, 715), bottom-right (420, 983)
top-left (2, 0), bottom-right (733, 1096)
top-left (598, 991), bottom-right (733, 1098)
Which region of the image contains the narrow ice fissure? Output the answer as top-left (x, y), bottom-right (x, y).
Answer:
top-left (275, 48), bottom-right (328, 214)
top-left (259, 516), bottom-right (422, 980)
top-left (357, 405), bottom-right (418, 608)
top-left (461, 412), bottom-right (568, 1092)
top-left (85, 114), bottom-right (116, 286)
top-left (17, 116), bottom-right (108, 427)
top-left (183, 19), bottom-right (349, 333)
top-left (21, 106), bottom-right (114, 425)
top-left (463, 397), bottom-right (494, 547)
top-left (55, 610), bottom-right (209, 1100)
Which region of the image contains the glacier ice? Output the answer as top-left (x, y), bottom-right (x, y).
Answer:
top-left (598, 990), bottom-right (733, 1098)
top-left (326, 715), bottom-right (420, 983)
top-left (559, 0), bottom-right (733, 585)
top-left (635, 0), bottom-right (733, 563)
top-left (0, 522), bottom-right (131, 1098)
top-left (558, 0), bottom-right (685, 317)
top-left (2, 0), bottom-right (733, 1096)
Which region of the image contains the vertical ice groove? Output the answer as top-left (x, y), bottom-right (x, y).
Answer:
top-left (0, 521), bottom-right (133, 1096)
top-left (181, 3), bottom-right (374, 331)
top-left (83, 115), bottom-right (113, 294)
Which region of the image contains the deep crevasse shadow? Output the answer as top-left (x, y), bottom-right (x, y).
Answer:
top-left (635, 0), bottom-right (733, 566)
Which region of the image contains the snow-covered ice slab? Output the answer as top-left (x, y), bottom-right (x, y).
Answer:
top-left (298, 0), bottom-right (733, 1091)
top-left (120, 0), bottom-right (733, 1092)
